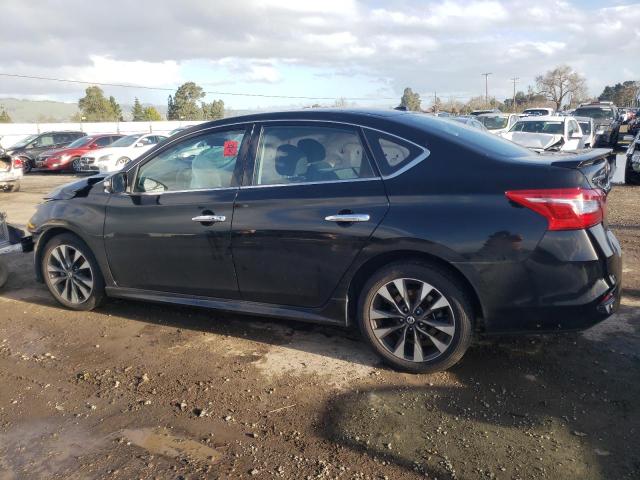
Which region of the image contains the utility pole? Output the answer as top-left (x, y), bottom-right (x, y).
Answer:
top-left (481, 73), bottom-right (492, 106)
top-left (434, 91), bottom-right (438, 114)
top-left (510, 77), bottom-right (519, 112)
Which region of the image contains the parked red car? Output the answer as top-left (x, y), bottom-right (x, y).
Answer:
top-left (36, 134), bottom-right (124, 172)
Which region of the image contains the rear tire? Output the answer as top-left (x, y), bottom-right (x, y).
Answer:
top-left (21, 157), bottom-right (32, 174)
top-left (41, 233), bottom-right (105, 311)
top-left (357, 261), bottom-right (474, 373)
top-left (9, 181), bottom-right (20, 192)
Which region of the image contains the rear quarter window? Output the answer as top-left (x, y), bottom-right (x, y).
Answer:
top-left (364, 130), bottom-right (427, 177)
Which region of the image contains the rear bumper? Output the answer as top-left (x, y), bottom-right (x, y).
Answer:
top-left (476, 224), bottom-right (622, 334)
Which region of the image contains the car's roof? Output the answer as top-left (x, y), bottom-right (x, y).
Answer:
top-left (40, 130), bottom-right (85, 134)
top-left (477, 112), bottom-right (512, 118)
top-left (191, 108), bottom-right (417, 131)
top-left (516, 115), bottom-right (567, 122)
top-left (523, 108), bottom-right (553, 111)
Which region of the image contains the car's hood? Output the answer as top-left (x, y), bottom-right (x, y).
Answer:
top-left (44, 174), bottom-right (107, 201)
top-left (502, 132), bottom-right (564, 151)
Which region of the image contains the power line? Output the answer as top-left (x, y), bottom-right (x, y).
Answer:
top-left (0, 72), bottom-right (398, 101)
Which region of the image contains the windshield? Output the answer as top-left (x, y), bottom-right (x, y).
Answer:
top-left (10, 134), bottom-right (39, 149)
top-left (573, 107), bottom-right (614, 120)
top-left (67, 136), bottom-right (94, 148)
top-left (478, 115), bottom-right (508, 129)
top-left (510, 121), bottom-right (564, 134)
top-left (109, 134), bottom-right (142, 147)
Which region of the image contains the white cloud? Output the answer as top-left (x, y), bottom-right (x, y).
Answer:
top-left (0, 0), bottom-right (637, 105)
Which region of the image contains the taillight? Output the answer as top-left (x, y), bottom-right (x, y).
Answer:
top-left (505, 188), bottom-right (605, 231)
top-left (12, 158), bottom-right (23, 169)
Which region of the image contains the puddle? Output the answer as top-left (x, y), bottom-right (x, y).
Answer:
top-left (123, 427), bottom-right (222, 463)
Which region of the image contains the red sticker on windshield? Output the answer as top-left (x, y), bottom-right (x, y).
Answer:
top-left (223, 140), bottom-right (239, 157)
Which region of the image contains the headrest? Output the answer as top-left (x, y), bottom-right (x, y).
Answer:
top-left (297, 138), bottom-right (326, 164)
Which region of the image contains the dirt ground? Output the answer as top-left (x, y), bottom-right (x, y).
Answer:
top-left (0, 170), bottom-right (638, 480)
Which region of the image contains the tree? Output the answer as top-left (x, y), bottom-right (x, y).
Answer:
top-left (599, 81), bottom-right (640, 107)
top-left (131, 97), bottom-right (146, 121)
top-left (0, 108), bottom-right (11, 123)
top-left (143, 106), bottom-right (163, 121)
top-left (109, 96), bottom-right (123, 121)
top-left (167, 82), bottom-right (205, 120)
top-left (78, 86), bottom-right (121, 121)
top-left (535, 65), bottom-right (587, 112)
top-left (202, 99), bottom-right (224, 120)
top-left (399, 87), bottom-right (421, 111)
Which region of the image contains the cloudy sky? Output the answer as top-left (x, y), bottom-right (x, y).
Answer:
top-left (0, 0), bottom-right (639, 109)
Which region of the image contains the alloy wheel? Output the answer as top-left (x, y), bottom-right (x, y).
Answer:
top-left (46, 244), bottom-right (94, 304)
top-left (72, 158), bottom-right (81, 172)
top-left (368, 278), bottom-right (456, 363)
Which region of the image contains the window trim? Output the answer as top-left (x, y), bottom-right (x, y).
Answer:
top-left (129, 126), bottom-right (251, 195)
top-left (121, 119), bottom-right (429, 194)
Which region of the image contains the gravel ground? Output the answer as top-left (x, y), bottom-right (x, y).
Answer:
top-left (0, 167), bottom-right (638, 480)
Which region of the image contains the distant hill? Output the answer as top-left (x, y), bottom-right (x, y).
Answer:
top-left (0, 98), bottom-right (79, 122)
top-left (0, 97), bottom-right (272, 122)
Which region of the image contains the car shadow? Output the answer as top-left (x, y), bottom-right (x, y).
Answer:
top-left (321, 323), bottom-right (640, 479)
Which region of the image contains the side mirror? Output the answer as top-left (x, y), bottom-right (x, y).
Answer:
top-left (135, 142), bottom-right (145, 148)
top-left (104, 172), bottom-right (127, 194)
top-left (571, 132), bottom-right (583, 139)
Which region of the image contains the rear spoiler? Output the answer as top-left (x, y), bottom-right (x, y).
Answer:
top-left (549, 148), bottom-right (613, 169)
top-left (548, 148), bottom-right (615, 193)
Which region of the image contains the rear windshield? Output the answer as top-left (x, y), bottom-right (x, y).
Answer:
top-left (523, 109), bottom-right (551, 116)
top-left (403, 114), bottom-right (532, 158)
top-left (574, 108), bottom-right (614, 120)
top-left (477, 115), bottom-right (508, 129)
top-left (510, 121), bottom-right (563, 134)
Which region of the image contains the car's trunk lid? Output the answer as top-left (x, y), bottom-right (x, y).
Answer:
top-left (539, 148), bottom-right (615, 193)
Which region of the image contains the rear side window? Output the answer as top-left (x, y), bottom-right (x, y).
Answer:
top-left (364, 130), bottom-right (425, 177)
top-left (253, 125), bottom-right (375, 186)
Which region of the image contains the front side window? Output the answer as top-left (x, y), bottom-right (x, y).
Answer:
top-left (94, 136), bottom-right (113, 147)
top-left (253, 125), bottom-right (375, 186)
top-left (135, 129), bottom-right (246, 193)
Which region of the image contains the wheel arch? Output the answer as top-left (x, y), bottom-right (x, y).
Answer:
top-left (34, 225), bottom-right (90, 282)
top-left (346, 250), bottom-right (485, 328)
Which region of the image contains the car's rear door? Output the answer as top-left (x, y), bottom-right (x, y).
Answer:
top-left (231, 121), bottom-right (389, 307)
top-left (104, 125), bottom-right (251, 298)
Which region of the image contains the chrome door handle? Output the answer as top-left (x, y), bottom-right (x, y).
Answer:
top-left (324, 214), bottom-right (370, 223)
top-left (191, 215), bottom-right (226, 223)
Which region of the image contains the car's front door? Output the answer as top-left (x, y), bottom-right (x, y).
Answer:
top-left (231, 122), bottom-right (389, 307)
top-left (104, 126), bottom-right (251, 298)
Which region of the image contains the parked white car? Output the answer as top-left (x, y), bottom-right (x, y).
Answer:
top-left (574, 116), bottom-right (596, 148)
top-left (501, 115), bottom-right (587, 152)
top-left (520, 107), bottom-right (555, 117)
top-left (476, 113), bottom-right (519, 135)
top-left (0, 151), bottom-right (23, 192)
top-left (79, 134), bottom-right (166, 173)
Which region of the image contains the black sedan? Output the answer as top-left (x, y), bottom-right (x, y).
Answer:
top-left (27, 109), bottom-right (622, 372)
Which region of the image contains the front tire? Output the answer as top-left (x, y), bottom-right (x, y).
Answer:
top-left (41, 233), bottom-right (105, 311)
top-left (71, 157), bottom-right (82, 173)
top-left (357, 262), bottom-right (474, 373)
